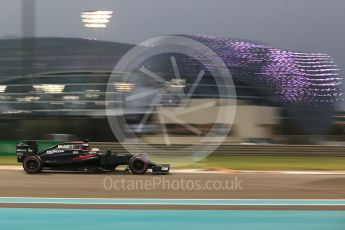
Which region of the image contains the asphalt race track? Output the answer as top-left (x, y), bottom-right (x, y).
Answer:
top-left (0, 169), bottom-right (344, 210)
top-left (0, 169), bottom-right (344, 229)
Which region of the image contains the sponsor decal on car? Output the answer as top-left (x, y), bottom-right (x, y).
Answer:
top-left (58, 145), bottom-right (75, 149)
top-left (46, 149), bottom-right (64, 154)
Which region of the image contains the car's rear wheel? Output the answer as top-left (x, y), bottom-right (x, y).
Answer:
top-left (23, 155), bottom-right (42, 174)
top-left (129, 156), bottom-right (149, 174)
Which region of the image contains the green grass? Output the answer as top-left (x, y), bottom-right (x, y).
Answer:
top-left (2, 155), bottom-right (345, 170)
top-left (187, 155), bottom-right (345, 171)
top-left (0, 156), bottom-right (18, 165)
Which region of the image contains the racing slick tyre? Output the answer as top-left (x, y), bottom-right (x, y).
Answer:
top-left (23, 155), bottom-right (42, 174)
top-left (136, 153), bottom-right (149, 159)
top-left (129, 156), bottom-right (149, 174)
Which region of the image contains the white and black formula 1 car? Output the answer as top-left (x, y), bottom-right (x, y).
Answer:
top-left (16, 140), bottom-right (170, 174)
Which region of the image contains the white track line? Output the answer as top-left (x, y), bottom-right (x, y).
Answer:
top-left (0, 166), bottom-right (22, 170)
top-left (0, 197), bottom-right (344, 206)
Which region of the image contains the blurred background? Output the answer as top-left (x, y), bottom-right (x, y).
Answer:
top-left (0, 0), bottom-right (344, 150)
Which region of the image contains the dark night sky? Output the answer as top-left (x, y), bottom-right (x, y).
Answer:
top-left (1, 0), bottom-right (345, 108)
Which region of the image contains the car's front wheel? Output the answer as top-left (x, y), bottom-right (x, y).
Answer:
top-left (23, 155), bottom-right (42, 174)
top-left (129, 156), bottom-right (149, 174)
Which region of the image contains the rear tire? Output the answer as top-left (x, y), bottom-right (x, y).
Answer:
top-left (23, 155), bottom-right (42, 174)
top-left (129, 156), bottom-right (149, 174)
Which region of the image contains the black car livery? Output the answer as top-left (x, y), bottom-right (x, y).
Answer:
top-left (16, 140), bottom-right (170, 174)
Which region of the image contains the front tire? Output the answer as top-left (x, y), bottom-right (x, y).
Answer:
top-left (129, 156), bottom-right (149, 174)
top-left (23, 155), bottom-right (42, 174)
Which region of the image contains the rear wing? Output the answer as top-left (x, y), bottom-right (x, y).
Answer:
top-left (16, 140), bottom-right (38, 162)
